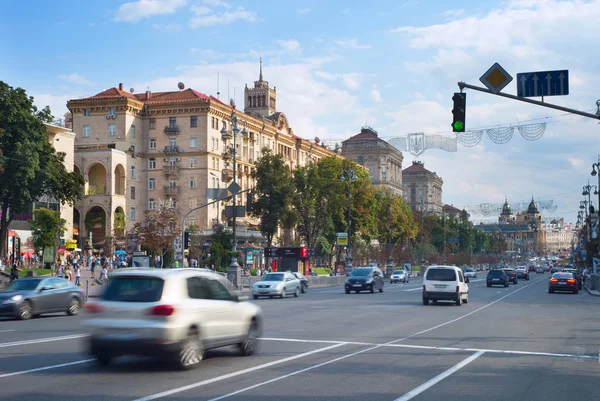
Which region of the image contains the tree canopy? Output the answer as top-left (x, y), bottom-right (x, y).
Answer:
top-left (29, 208), bottom-right (66, 256)
top-left (133, 204), bottom-right (180, 268)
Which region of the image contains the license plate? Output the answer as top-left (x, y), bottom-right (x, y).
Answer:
top-left (353, 284), bottom-right (362, 287)
top-left (493, 279), bottom-right (500, 281)
top-left (434, 284), bottom-right (447, 288)
top-left (558, 281), bottom-right (566, 284)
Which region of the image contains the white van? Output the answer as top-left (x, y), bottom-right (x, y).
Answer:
top-left (422, 265), bottom-right (469, 306)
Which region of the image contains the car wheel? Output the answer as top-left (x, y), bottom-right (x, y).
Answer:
top-left (280, 289), bottom-right (286, 298)
top-left (370, 285), bottom-right (375, 293)
top-left (345, 289), bottom-right (350, 294)
top-left (300, 284), bottom-right (306, 293)
top-left (463, 294), bottom-right (468, 304)
top-left (239, 320), bottom-right (260, 356)
top-left (176, 330), bottom-right (204, 370)
top-left (422, 297), bottom-right (429, 305)
top-left (573, 289), bottom-right (579, 294)
top-left (67, 298), bottom-right (81, 316)
top-left (455, 293), bottom-right (462, 306)
top-left (390, 281), bottom-right (393, 284)
top-left (355, 290), bottom-right (360, 293)
top-left (19, 300), bottom-right (33, 320)
top-left (294, 286), bottom-right (299, 297)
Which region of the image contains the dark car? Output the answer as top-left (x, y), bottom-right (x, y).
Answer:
top-left (345, 267), bottom-right (384, 294)
top-left (515, 268), bottom-right (529, 280)
top-left (549, 272), bottom-right (578, 294)
top-left (292, 272), bottom-right (308, 293)
top-left (561, 268), bottom-right (583, 290)
top-left (0, 277), bottom-right (85, 320)
top-left (502, 268), bottom-right (518, 284)
top-left (487, 269), bottom-right (509, 287)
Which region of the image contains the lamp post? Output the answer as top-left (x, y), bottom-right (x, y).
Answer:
top-left (591, 156), bottom-right (600, 211)
top-left (418, 199), bottom-right (425, 271)
top-left (582, 180), bottom-right (597, 214)
top-left (221, 112), bottom-right (248, 289)
top-left (340, 168), bottom-right (357, 274)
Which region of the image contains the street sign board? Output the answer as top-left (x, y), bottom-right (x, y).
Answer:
top-left (581, 249), bottom-right (587, 259)
top-left (517, 70), bottom-right (569, 98)
top-left (206, 188), bottom-right (228, 199)
top-left (336, 232), bottom-right (348, 246)
top-left (227, 182), bottom-right (241, 195)
top-left (479, 62), bottom-right (513, 93)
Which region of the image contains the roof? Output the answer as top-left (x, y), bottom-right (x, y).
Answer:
top-left (443, 204), bottom-right (462, 213)
top-left (80, 87), bottom-right (211, 104)
top-left (343, 128), bottom-right (387, 144)
top-left (403, 161), bottom-right (432, 174)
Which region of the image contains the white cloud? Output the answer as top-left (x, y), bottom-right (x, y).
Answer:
top-left (32, 93), bottom-right (75, 120)
top-left (568, 157), bottom-right (583, 168)
top-left (58, 73), bottom-right (93, 86)
top-left (334, 38), bottom-right (371, 50)
top-left (297, 8), bottom-right (311, 14)
top-left (443, 8), bottom-right (465, 18)
top-left (314, 71), bottom-right (362, 90)
top-left (189, 5), bottom-right (256, 27)
top-left (371, 89), bottom-right (382, 103)
top-left (114, 0), bottom-right (187, 23)
top-left (202, 0), bottom-right (230, 8)
top-left (275, 39), bottom-right (301, 52)
top-left (153, 23), bottom-right (182, 32)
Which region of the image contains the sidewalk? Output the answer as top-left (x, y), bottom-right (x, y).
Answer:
top-left (583, 283), bottom-right (600, 297)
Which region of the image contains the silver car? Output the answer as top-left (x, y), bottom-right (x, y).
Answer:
top-left (390, 269), bottom-right (409, 283)
top-left (252, 272), bottom-right (301, 299)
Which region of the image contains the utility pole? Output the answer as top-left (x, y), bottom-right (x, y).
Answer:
top-left (419, 199), bottom-right (425, 272)
top-left (442, 210), bottom-right (446, 264)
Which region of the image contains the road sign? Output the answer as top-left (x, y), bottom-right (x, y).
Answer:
top-left (336, 232), bottom-right (348, 246)
top-left (581, 249), bottom-right (587, 259)
top-left (206, 188), bottom-right (228, 199)
top-left (517, 70), bottom-right (569, 98)
top-left (227, 182), bottom-right (241, 195)
top-left (479, 62), bottom-right (513, 93)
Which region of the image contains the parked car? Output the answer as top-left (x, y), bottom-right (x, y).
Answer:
top-left (252, 272), bottom-right (301, 299)
top-left (486, 269), bottom-right (509, 287)
top-left (292, 272), bottom-right (308, 293)
top-left (549, 272), bottom-right (578, 294)
top-left (390, 269), bottom-right (409, 284)
top-left (345, 267), bottom-right (384, 294)
top-left (502, 268), bottom-right (518, 284)
top-left (0, 277), bottom-right (85, 320)
top-left (422, 265), bottom-right (469, 306)
top-left (83, 268), bottom-right (263, 369)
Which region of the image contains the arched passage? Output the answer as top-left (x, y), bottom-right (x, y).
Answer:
top-left (85, 206), bottom-right (106, 250)
top-left (114, 206), bottom-right (125, 239)
top-left (114, 164), bottom-right (125, 195)
top-left (73, 208), bottom-right (81, 245)
top-left (88, 163), bottom-right (107, 195)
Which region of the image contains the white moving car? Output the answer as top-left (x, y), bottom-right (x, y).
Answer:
top-left (83, 268), bottom-right (263, 369)
top-left (252, 271), bottom-right (301, 299)
top-left (422, 265), bottom-right (470, 306)
top-left (390, 269), bottom-right (409, 283)
top-left (463, 267), bottom-right (477, 279)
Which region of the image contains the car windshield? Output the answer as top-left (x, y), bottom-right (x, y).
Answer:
top-left (393, 270), bottom-right (405, 274)
top-left (465, 268), bottom-right (474, 272)
top-left (263, 273), bottom-right (284, 281)
top-left (351, 269), bottom-right (372, 277)
top-left (2, 278), bottom-right (42, 292)
top-left (425, 268), bottom-right (456, 281)
top-left (102, 276), bottom-right (164, 302)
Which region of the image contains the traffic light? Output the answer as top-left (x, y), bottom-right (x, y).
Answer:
top-left (246, 191), bottom-right (254, 212)
top-left (451, 92), bottom-right (466, 132)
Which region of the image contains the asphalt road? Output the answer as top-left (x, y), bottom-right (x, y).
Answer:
top-left (1, 272), bottom-right (599, 401)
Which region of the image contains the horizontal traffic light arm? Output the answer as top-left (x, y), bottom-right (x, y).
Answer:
top-left (457, 81), bottom-right (600, 121)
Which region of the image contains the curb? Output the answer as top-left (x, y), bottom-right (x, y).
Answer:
top-left (583, 284), bottom-right (600, 297)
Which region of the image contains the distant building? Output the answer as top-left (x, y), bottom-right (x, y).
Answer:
top-left (402, 161), bottom-right (443, 214)
top-left (341, 126), bottom-right (403, 196)
top-left (442, 204), bottom-right (463, 218)
top-left (544, 218), bottom-right (572, 253)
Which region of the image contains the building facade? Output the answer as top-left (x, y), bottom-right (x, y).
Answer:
top-left (341, 126), bottom-right (403, 196)
top-left (66, 64), bottom-right (340, 252)
top-left (402, 161), bottom-right (443, 214)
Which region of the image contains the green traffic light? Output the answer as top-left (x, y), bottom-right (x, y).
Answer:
top-left (452, 121), bottom-right (464, 131)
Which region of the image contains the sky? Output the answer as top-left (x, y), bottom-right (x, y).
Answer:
top-left (1, 0), bottom-right (599, 225)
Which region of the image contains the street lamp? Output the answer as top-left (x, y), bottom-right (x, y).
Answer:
top-left (221, 112), bottom-right (248, 288)
top-left (591, 156), bottom-right (600, 212)
top-left (418, 199), bottom-right (425, 271)
top-left (340, 168), bottom-right (358, 274)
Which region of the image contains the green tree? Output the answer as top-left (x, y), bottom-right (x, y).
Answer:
top-left (133, 204), bottom-right (180, 268)
top-left (29, 208), bottom-right (66, 257)
top-left (187, 224), bottom-right (203, 261)
top-left (0, 82), bottom-right (84, 258)
top-left (209, 228), bottom-right (234, 270)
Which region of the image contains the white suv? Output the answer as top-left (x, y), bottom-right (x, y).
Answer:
top-left (83, 268), bottom-right (263, 369)
top-left (422, 265), bottom-right (469, 306)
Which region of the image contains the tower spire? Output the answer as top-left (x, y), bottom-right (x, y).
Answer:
top-left (259, 58), bottom-right (263, 81)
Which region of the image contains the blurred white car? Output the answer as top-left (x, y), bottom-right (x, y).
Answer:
top-left (390, 269), bottom-right (409, 283)
top-left (252, 271), bottom-right (301, 299)
top-left (463, 267), bottom-right (477, 279)
top-left (83, 268), bottom-right (262, 369)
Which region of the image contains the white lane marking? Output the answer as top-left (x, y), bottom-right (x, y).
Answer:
top-left (129, 343), bottom-right (345, 401)
top-left (0, 359), bottom-right (94, 379)
top-left (392, 275), bottom-right (548, 343)
top-left (0, 334), bottom-right (88, 348)
top-left (393, 351), bottom-right (485, 401)
top-left (260, 338), bottom-right (598, 361)
top-left (0, 330), bottom-right (16, 333)
top-left (402, 287), bottom-right (422, 292)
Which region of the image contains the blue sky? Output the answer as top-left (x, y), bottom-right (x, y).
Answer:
top-left (2, 0), bottom-right (599, 225)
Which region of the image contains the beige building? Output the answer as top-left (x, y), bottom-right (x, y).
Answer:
top-left (341, 126), bottom-right (403, 196)
top-left (402, 161), bottom-right (443, 214)
top-left (66, 64), bottom-right (340, 252)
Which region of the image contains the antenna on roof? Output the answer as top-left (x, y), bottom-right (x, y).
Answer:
top-left (217, 73), bottom-right (220, 100)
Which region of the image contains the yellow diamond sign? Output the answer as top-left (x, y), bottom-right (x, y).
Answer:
top-left (479, 62), bottom-right (513, 93)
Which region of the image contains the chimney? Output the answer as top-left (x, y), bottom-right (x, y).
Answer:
top-left (118, 83), bottom-right (123, 91)
top-left (145, 90), bottom-right (151, 100)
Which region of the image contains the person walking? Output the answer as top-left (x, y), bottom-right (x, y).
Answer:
top-left (75, 266), bottom-right (81, 286)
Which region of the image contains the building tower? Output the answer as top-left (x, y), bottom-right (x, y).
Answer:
top-left (244, 59), bottom-right (277, 118)
top-left (499, 198), bottom-right (514, 224)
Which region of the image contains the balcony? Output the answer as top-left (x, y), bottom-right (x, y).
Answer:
top-left (164, 145), bottom-right (180, 155)
top-left (163, 186), bottom-right (179, 197)
top-left (163, 165), bottom-right (179, 176)
top-left (222, 168), bottom-right (234, 182)
top-left (164, 125), bottom-right (180, 135)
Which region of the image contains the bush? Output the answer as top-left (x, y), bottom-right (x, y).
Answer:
top-left (249, 269), bottom-right (257, 276)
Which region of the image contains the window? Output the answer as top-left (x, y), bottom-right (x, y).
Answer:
top-left (222, 120), bottom-right (227, 131)
top-left (189, 198), bottom-right (197, 209)
top-left (83, 108), bottom-right (91, 117)
top-left (381, 166), bottom-right (387, 182)
top-left (149, 138), bottom-right (156, 149)
top-left (206, 279), bottom-right (232, 301)
top-left (169, 117), bottom-right (176, 128)
top-left (148, 178), bottom-right (155, 190)
top-left (190, 115), bottom-right (198, 127)
top-left (148, 198), bottom-right (155, 210)
top-left (149, 118), bottom-right (156, 130)
top-left (83, 125), bottom-right (90, 137)
top-left (190, 136), bottom-right (198, 148)
top-left (109, 124), bottom-right (116, 136)
top-left (188, 217), bottom-right (196, 226)
top-left (108, 107), bottom-right (116, 117)
top-left (169, 137), bottom-right (176, 148)
top-left (187, 277), bottom-right (210, 299)
top-left (168, 157), bottom-right (176, 166)
top-left (213, 157), bottom-right (219, 170)
top-left (148, 158), bottom-right (156, 170)
top-left (130, 125), bottom-right (135, 138)
top-left (189, 177), bottom-right (197, 189)
top-left (130, 186), bottom-right (136, 200)
top-left (129, 207), bottom-right (135, 221)
top-left (190, 157), bottom-right (197, 168)
top-left (130, 166), bottom-right (136, 178)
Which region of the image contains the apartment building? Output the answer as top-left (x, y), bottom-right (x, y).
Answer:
top-left (66, 64), bottom-right (339, 252)
top-left (402, 161), bottom-right (444, 214)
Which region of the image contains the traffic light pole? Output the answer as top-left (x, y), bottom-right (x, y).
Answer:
top-left (457, 82), bottom-right (600, 121)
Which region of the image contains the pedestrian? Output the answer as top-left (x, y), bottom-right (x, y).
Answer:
top-left (10, 264), bottom-right (19, 282)
top-left (100, 265), bottom-right (108, 285)
top-left (75, 266), bottom-right (81, 286)
top-left (57, 263), bottom-right (64, 279)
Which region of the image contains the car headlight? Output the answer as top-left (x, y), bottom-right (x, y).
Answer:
top-left (3, 294), bottom-right (23, 304)
top-left (365, 278), bottom-right (373, 284)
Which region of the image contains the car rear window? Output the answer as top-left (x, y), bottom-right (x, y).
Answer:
top-left (102, 276), bottom-right (165, 302)
top-left (552, 272), bottom-right (573, 279)
top-left (426, 268), bottom-right (456, 281)
top-left (488, 270), bottom-right (504, 276)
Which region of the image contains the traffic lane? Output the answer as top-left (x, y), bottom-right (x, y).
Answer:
top-left (408, 352), bottom-right (600, 401)
top-left (399, 275), bottom-right (600, 356)
top-left (0, 314), bottom-right (86, 343)
top-left (0, 338), bottom-right (352, 401)
top-left (130, 347), bottom-right (477, 401)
